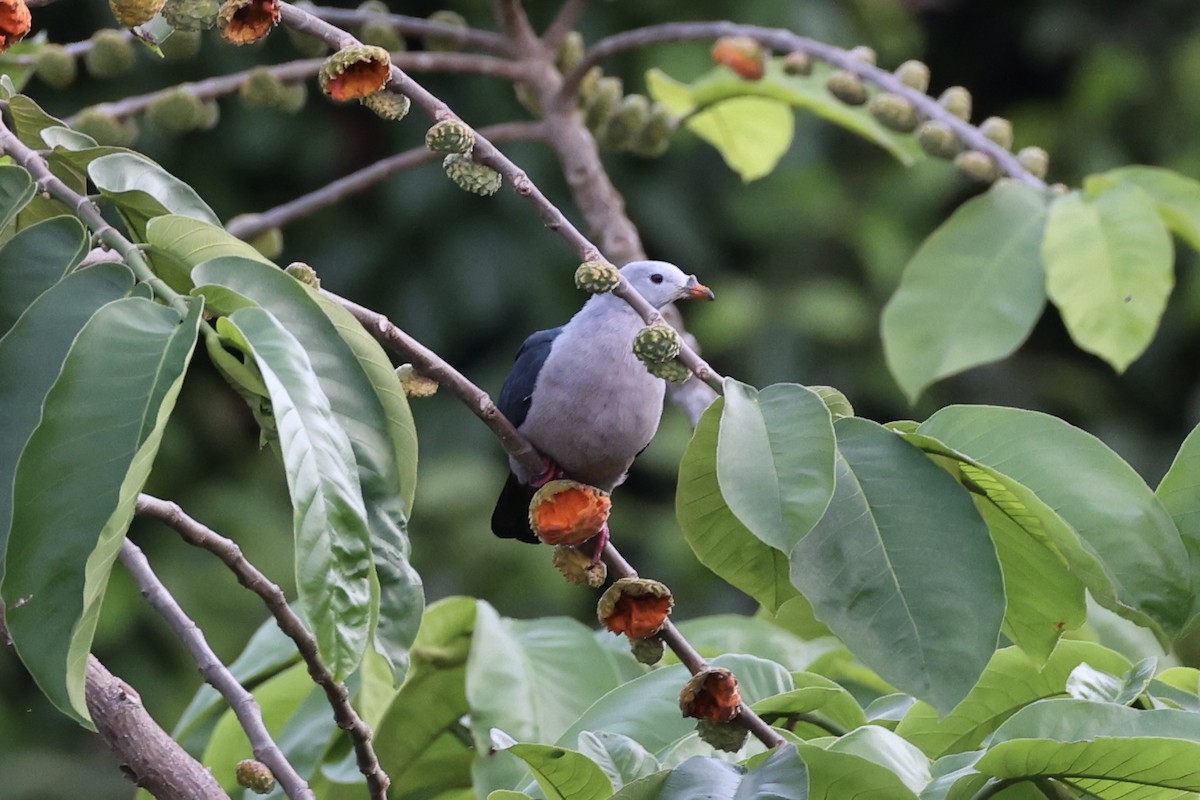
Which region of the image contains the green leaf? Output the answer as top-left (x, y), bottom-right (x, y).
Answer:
top-left (1155, 422), bottom-right (1200, 628)
top-left (0, 263), bottom-right (134, 578)
top-left (0, 163), bottom-right (35, 233)
top-left (502, 743), bottom-right (613, 800)
top-left (881, 180), bottom-right (1050, 402)
top-left (1042, 182), bottom-right (1174, 371)
top-left (1065, 658), bottom-right (1155, 706)
top-left (222, 306), bottom-right (374, 680)
top-left (977, 699), bottom-right (1200, 794)
top-left (195, 257), bottom-right (422, 681)
top-left (751, 672), bottom-right (868, 738)
top-left (677, 398), bottom-right (800, 612)
top-left (0, 215), bottom-right (89, 341)
top-left (0, 37), bottom-right (48, 95)
top-left (895, 641), bottom-right (1132, 758)
top-left (716, 380), bottom-right (836, 553)
top-left (8, 94), bottom-right (70, 149)
top-left (615, 747), bottom-right (810, 800)
top-left (88, 152), bottom-right (220, 238)
top-left (794, 739), bottom-right (920, 800)
top-left (1107, 165), bottom-right (1200, 251)
top-left (671, 615), bottom-right (840, 672)
top-left (145, 215), bottom-right (272, 292)
top-left (1, 296), bottom-right (201, 725)
top-left (790, 417), bottom-right (1004, 714)
top-left (575, 731), bottom-right (661, 790)
top-left (919, 405), bottom-right (1193, 643)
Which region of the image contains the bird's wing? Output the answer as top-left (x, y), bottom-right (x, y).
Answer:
top-left (498, 325), bottom-right (563, 429)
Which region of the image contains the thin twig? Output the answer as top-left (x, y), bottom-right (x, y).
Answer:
top-left (226, 120), bottom-right (548, 240)
top-left (542, 0), bottom-right (590, 52)
top-left (312, 6), bottom-right (509, 53)
top-left (118, 539), bottom-right (314, 800)
top-left (558, 21), bottom-right (1047, 188)
top-left (489, 0), bottom-right (540, 51)
top-left (135, 494), bottom-right (390, 800)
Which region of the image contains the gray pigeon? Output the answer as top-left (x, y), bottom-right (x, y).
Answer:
top-left (491, 260), bottom-right (714, 546)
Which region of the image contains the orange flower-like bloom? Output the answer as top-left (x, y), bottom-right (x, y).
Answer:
top-left (218, 0), bottom-right (280, 46)
top-left (597, 577), bottom-right (673, 638)
top-left (528, 479), bottom-right (610, 546)
top-left (319, 45), bottom-right (392, 102)
top-left (711, 36), bottom-right (765, 81)
top-left (679, 668), bottom-right (742, 722)
top-left (0, 0), bottom-right (31, 52)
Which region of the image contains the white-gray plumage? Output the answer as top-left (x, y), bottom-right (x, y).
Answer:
top-left (492, 260), bottom-right (714, 542)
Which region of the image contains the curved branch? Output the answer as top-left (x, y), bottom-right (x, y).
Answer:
top-left (135, 495), bottom-right (389, 800)
top-left (558, 21), bottom-right (1047, 188)
top-left (226, 120), bottom-right (548, 240)
top-left (118, 539), bottom-right (314, 800)
top-left (312, 6), bottom-right (509, 53)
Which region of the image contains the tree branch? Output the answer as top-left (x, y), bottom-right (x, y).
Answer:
top-left (0, 604), bottom-right (229, 800)
top-left (312, 6), bottom-right (509, 53)
top-left (118, 539), bottom-right (314, 800)
top-left (542, 0), bottom-right (590, 53)
top-left (135, 494), bottom-right (390, 800)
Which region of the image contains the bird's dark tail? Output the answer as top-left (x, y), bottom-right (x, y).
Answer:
top-left (491, 473), bottom-right (540, 543)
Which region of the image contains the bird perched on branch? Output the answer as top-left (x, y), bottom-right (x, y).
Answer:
top-left (491, 260), bottom-right (715, 553)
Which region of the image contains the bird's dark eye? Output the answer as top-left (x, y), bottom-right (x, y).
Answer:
top-left (650, 274), bottom-right (664, 284)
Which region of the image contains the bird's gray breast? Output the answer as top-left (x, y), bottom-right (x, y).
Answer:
top-left (517, 307), bottom-right (665, 490)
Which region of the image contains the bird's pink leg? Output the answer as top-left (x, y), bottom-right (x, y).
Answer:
top-left (590, 523), bottom-right (610, 565)
top-left (532, 460), bottom-right (564, 487)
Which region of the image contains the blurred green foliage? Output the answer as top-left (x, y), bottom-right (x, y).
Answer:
top-left (5, 0), bottom-right (1200, 796)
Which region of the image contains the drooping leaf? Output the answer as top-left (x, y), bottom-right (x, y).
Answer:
top-left (1107, 165), bottom-right (1200, 251)
top-left (0, 215), bottom-right (89, 342)
top-left (195, 257), bottom-right (422, 681)
top-left (881, 180), bottom-right (1050, 402)
top-left (790, 417), bottom-right (1004, 714)
top-left (677, 399), bottom-right (800, 612)
top-left (895, 640), bottom-right (1132, 759)
top-left (88, 152), bottom-right (220, 239)
top-left (1, 296), bottom-right (201, 725)
top-left (1042, 181), bottom-right (1174, 371)
top-left (0, 263), bottom-right (134, 577)
top-left (221, 306), bottom-right (374, 680)
top-left (501, 742), bottom-right (613, 800)
top-left (716, 380), bottom-right (836, 553)
top-left (919, 405), bottom-right (1192, 643)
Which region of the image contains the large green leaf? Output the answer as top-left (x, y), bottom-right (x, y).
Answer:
top-left (1107, 165), bottom-right (1200, 251)
top-left (672, 615), bottom-right (840, 673)
top-left (575, 731), bottom-right (661, 790)
top-left (145, 214), bottom-right (273, 293)
top-left (195, 257), bottom-right (422, 681)
top-left (1042, 181), bottom-right (1174, 371)
top-left (0, 163), bottom-right (35, 233)
top-left (501, 742), bottom-right (613, 800)
top-left (0, 263), bottom-right (134, 577)
top-left (806, 726), bottom-right (928, 797)
top-left (919, 405), bottom-right (1192, 643)
top-left (1, 296), bottom-right (201, 725)
top-left (881, 180), bottom-right (1050, 402)
top-left (88, 152), bottom-right (220, 239)
top-left (221, 307), bottom-right (374, 680)
top-left (0, 216), bottom-right (89, 339)
top-left (1155, 422), bottom-right (1200, 628)
top-left (613, 746), bottom-right (809, 800)
top-left (716, 380), bottom-right (836, 553)
top-left (677, 398), bottom-right (800, 612)
top-left (790, 417), bottom-right (1004, 714)
top-left (751, 671), bottom-right (868, 738)
top-left (895, 641), bottom-right (1132, 758)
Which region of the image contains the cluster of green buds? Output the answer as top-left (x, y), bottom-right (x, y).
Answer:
top-left (632, 323), bottom-right (692, 383)
top-left (426, 117), bottom-right (502, 196)
top-left (238, 67), bottom-right (307, 113)
top-left (146, 88), bottom-right (220, 133)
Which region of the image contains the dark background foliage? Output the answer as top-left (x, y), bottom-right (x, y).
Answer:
top-left (4, 1), bottom-right (1200, 796)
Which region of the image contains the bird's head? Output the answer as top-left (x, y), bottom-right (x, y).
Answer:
top-left (620, 260), bottom-right (715, 308)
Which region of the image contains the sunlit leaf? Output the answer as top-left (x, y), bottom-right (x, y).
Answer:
top-left (502, 742), bottom-right (613, 800)
top-left (1108, 165), bottom-right (1200, 251)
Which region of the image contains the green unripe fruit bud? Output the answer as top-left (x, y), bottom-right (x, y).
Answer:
top-left (938, 85), bottom-right (972, 121)
top-left (825, 70), bottom-right (868, 106)
top-left (954, 150), bottom-right (999, 183)
top-left (1016, 146), bottom-right (1050, 180)
top-left (584, 76), bottom-right (622, 132)
top-left (600, 93), bottom-right (650, 151)
top-left (868, 92), bottom-right (919, 133)
top-left (198, 100), bottom-right (220, 130)
top-left (629, 103), bottom-right (673, 158)
top-left (109, 0), bottom-right (166, 27)
top-left (513, 83), bottom-right (541, 116)
top-left (632, 323), bottom-right (682, 365)
top-left (556, 30), bottom-right (584, 73)
top-left (915, 120), bottom-right (961, 159)
top-left (574, 260), bottom-right (620, 293)
top-left (285, 0), bottom-right (328, 56)
top-left (782, 51), bottom-right (812, 76)
top-left (239, 68), bottom-right (288, 109)
top-left (361, 90), bottom-right (409, 120)
top-left (248, 227), bottom-right (282, 260)
top-left (357, 1), bottom-right (403, 52)
top-left (848, 45), bottom-right (877, 65)
top-left (276, 82), bottom-right (307, 114)
top-left (442, 153), bottom-right (502, 196)
top-left (236, 759), bottom-right (276, 795)
top-left (695, 719), bottom-right (749, 753)
top-left (425, 119), bottom-right (475, 154)
top-left (979, 116), bottom-right (1013, 150)
top-left (85, 30), bottom-right (135, 80)
top-left (162, 0), bottom-right (219, 31)
top-left (284, 261), bottom-right (320, 288)
top-left (552, 545), bottom-right (606, 587)
top-left (396, 363), bottom-right (438, 397)
top-left (72, 108), bottom-right (139, 146)
top-left (630, 637), bottom-right (664, 666)
top-left (576, 66), bottom-right (602, 104)
top-left (148, 88), bottom-right (208, 133)
top-left (894, 59), bottom-right (930, 92)
top-left (36, 45), bottom-right (77, 89)
top-left (1049, 182), bottom-right (1069, 195)
top-left (645, 358), bottom-right (692, 383)
top-left (160, 30), bottom-right (203, 61)
top-left (424, 10), bottom-right (467, 52)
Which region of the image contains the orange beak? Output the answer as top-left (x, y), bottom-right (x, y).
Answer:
top-left (685, 278), bottom-right (715, 300)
